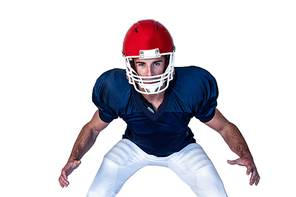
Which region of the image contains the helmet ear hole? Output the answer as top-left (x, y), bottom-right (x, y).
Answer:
top-left (130, 59), bottom-right (135, 70)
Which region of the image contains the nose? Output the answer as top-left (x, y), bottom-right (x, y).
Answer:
top-left (146, 65), bottom-right (153, 76)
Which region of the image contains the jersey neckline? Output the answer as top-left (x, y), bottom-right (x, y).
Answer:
top-left (133, 85), bottom-right (170, 121)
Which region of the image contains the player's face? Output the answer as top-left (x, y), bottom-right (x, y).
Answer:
top-left (134, 56), bottom-right (166, 78)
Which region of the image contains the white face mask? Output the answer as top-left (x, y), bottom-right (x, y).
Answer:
top-left (124, 49), bottom-right (175, 95)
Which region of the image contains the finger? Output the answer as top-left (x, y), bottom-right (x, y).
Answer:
top-left (250, 173), bottom-right (254, 185)
top-left (59, 175), bottom-right (69, 188)
top-left (250, 169), bottom-right (260, 186)
top-left (247, 164), bottom-right (255, 185)
top-left (61, 170), bottom-right (68, 180)
top-left (74, 160), bottom-right (81, 168)
top-left (246, 165), bottom-right (252, 175)
top-left (227, 158), bottom-right (241, 165)
top-left (255, 175), bottom-right (260, 186)
top-left (59, 179), bottom-right (67, 188)
top-left (249, 167), bottom-right (258, 185)
top-left (59, 175), bottom-right (68, 185)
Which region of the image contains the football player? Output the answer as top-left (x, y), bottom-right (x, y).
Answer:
top-left (59, 19), bottom-right (260, 197)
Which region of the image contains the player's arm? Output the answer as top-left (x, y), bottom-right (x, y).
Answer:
top-left (205, 108), bottom-right (260, 186)
top-left (59, 110), bottom-right (109, 188)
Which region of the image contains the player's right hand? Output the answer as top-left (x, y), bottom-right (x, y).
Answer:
top-left (59, 160), bottom-right (81, 188)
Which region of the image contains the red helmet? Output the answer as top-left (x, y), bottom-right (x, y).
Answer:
top-left (123, 19), bottom-right (175, 57)
top-left (122, 20), bottom-right (175, 94)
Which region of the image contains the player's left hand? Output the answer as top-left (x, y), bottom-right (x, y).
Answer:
top-left (227, 156), bottom-right (260, 186)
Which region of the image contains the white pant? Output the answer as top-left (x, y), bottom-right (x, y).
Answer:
top-left (87, 139), bottom-right (228, 197)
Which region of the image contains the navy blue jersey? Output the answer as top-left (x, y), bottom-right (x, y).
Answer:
top-left (92, 66), bottom-right (218, 157)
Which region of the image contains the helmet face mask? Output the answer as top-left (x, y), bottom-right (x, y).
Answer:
top-left (125, 50), bottom-right (175, 94)
top-left (122, 20), bottom-right (175, 95)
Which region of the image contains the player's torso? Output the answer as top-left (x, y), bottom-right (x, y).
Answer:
top-left (118, 67), bottom-right (203, 156)
top-left (93, 66), bottom-right (217, 156)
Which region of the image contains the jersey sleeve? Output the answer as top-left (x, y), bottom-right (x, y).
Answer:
top-left (92, 69), bottom-right (130, 123)
top-left (193, 68), bottom-right (219, 122)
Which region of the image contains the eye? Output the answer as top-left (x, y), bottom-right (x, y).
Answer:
top-left (137, 63), bottom-right (145, 67)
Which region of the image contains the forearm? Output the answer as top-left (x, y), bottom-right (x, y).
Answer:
top-left (205, 109), bottom-right (260, 185)
top-left (68, 123), bottom-right (99, 161)
top-left (221, 123), bottom-right (252, 159)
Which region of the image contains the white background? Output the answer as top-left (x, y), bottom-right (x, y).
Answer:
top-left (1, 0), bottom-right (295, 196)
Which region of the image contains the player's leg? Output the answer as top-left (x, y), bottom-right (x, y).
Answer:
top-left (168, 143), bottom-right (228, 197)
top-left (87, 139), bottom-right (148, 197)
